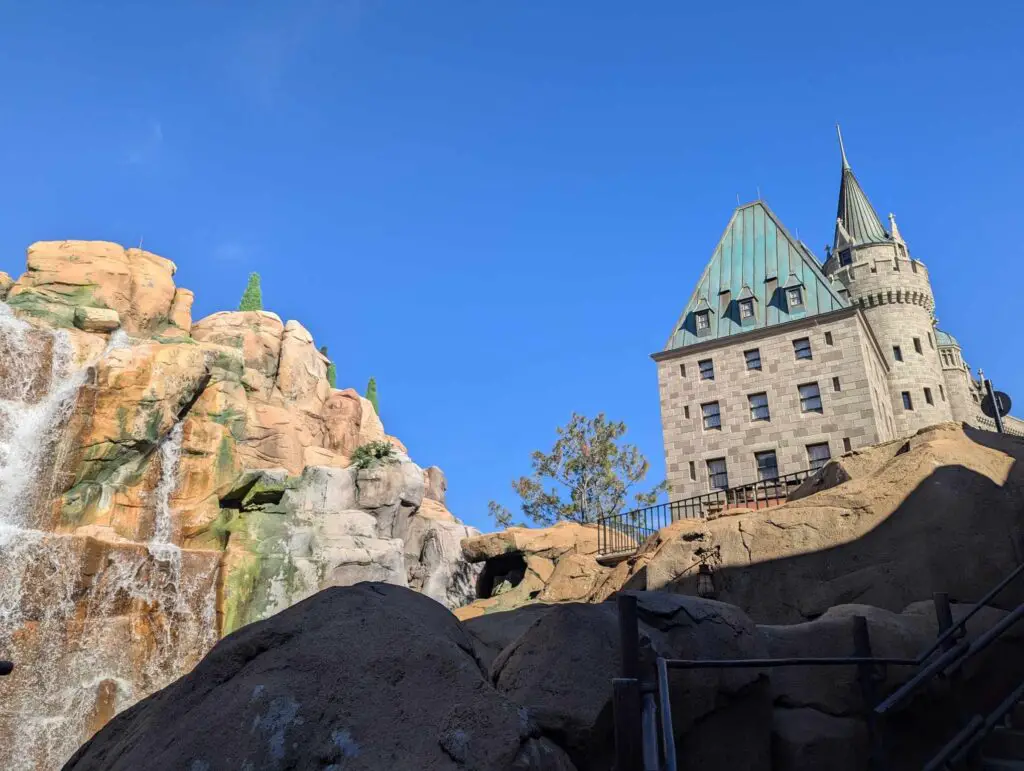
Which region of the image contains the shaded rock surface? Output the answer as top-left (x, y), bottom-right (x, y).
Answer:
top-left (65, 584), bottom-right (578, 771)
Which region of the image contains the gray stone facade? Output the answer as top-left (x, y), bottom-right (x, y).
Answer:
top-left (656, 308), bottom-right (891, 498)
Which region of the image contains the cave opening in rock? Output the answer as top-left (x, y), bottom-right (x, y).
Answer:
top-left (476, 552), bottom-right (527, 599)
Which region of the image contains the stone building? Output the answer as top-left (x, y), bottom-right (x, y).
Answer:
top-left (655, 132), bottom-right (1018, 499)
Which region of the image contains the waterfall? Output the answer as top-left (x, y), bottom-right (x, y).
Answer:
top-left (0, 306), bottom-right (218, 771)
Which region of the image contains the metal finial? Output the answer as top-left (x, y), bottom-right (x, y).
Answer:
top-left (836, 123), bottom-right (850, 169)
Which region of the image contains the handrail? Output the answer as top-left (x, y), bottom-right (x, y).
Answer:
top-left (876, 595), bottom-right (1024, 716)
top-left (924, 678), bottom-right (1024, 770)
top-left (916, 561), bottom-right (1024, 664)
top-left (665, 656), bottom-right (917, 669)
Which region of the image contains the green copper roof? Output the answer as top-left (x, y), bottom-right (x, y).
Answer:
top-left (665, 201), bottom-right (848, 351)
top-left (833, 127), bottom-right (890, 250)
top-left (935, 329), bottom-right (960, 348)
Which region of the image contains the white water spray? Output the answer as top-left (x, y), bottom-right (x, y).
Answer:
top-left (0, 306), bottom-right (218, 771)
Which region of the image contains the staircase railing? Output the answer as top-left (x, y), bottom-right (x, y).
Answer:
top-left (613, 557), bottom-right (1024, 771)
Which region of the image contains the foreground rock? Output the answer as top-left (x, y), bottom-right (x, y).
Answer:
top-left (65, 584), bottom-right (577, 771)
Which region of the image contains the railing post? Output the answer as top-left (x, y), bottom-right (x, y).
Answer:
top-left (615, 594), bottom-right (643, 771)
top-left (934, 592), bottom-right (957, 651)
top-left (613, 678), bottom-right (643, 771)
top-left (853, 615), bottom-right (887, 770)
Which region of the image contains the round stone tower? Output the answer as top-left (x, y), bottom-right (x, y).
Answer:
top-left (936, 329), bottom-right (982, 426)
top-left (822, 130), bottom-right (952, 438)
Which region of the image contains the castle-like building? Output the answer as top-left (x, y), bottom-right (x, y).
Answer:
top-left (654, 131), bottom-right (1018, 499)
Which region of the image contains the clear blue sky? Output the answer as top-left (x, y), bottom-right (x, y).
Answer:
top-left (1, 2), bottom-right (1021, 531)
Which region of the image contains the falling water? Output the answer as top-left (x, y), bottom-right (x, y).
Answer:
top-left (0, 306), bottom-right (218, 771)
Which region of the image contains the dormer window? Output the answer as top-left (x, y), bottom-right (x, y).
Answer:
top-left (695, 311), bottom-right (710, 331)
top-left (786, 286), bottom-right (804, 308)
top-left (738, 298), bottom-right (754, 320)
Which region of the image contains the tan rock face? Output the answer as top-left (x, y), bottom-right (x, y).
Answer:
top-left (323, 388), bottom-right (386, 457)
top-left (168, 288), bottom-right (194, 331)
top-left (73, 307), bottom-right (120, 332)
top-left (191, 311), bottom-right (284, 398)
top-left (7, 240), bottom-right (180, 336)
top-left (0, 271), bottom-right (13, 299)
top-left (462, 521), bottom-right (600, 563)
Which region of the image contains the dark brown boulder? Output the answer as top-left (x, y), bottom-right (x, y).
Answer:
top-left (64, 583), bottom-right (576, 771)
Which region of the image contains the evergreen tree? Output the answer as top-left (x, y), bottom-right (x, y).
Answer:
top-left (238, 273), bottom-right (263, 312)
top-left (365, 377), bottom-right (379, 415)
top-left (319, 346), bottom-right (337, 388)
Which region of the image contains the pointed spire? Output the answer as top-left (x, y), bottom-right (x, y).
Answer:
top-left (833, 128), bottom-right (889, 250)
top-left (837, 124), bottom-right (850, 170)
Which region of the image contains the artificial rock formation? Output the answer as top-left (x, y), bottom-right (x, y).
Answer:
top-left (456, 522), bottom-right (619, 620)
top-left (69, 583), bottom-right (1024, 771)
top-left (457, 423), bottom-right (1024, 625)
top-left (0, 240), bottom-right (479, 770)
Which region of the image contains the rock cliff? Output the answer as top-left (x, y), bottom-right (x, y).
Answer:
top-left (0, 240), bottom-right (479, 770)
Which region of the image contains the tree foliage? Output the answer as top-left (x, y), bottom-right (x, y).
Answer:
top-left (238, 272), bottom-right (263, 312)
top-left (489, 412), bottom-right (666, 528)
top-left (319, 346), bottom-right (337, 388)
top-left (365, 377), bottom-right (379, 415)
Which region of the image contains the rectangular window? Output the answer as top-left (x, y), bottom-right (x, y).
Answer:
top-left (807, 442), bottom-right (832, 472)
top-left (748, 392), bottom-right (770, 421)
top-left (902, 391), bottom-right (914, 410)
top-left (832, 376), bottom-right (841, 392)
top-left (793, 337), bottom-right (813, 360)
top-left (799, 382), bottom-right (823, 413)
top-left (940, 384), bottom-right (945, 401)
top-left (928, 332), bottom-right (934, 349)
top-left (679, 363), bottom-right (686, 377)
top-left (739, 299), bottom-right (754, 320)
top-left (843, 437), bottom-right (852, 452)
top-left (914, 337), bottom-right (923, 355)
top-left (688, 461), bottom-right (696, 481)
top-left (838, 248), bottom-right (852, 266)
top-left (924, 387), bottom-right (934, 405)
top-left (707, 458), bottom-right (729, 490)
top-left (695, 311), bottom-right (710, 331)
top-left (754, 450), bottom-right (779, 481)
top-left (684, 405), bottom-right (690, 419)
top-left (786, 286), bottom-right (804, 308)
top-left (893, 345), bottom-right (903, 362)
top-left (701, 401), bottom-right (721, 430)
top-left (825, 331), bottom-right (834, 345)
top-left (699, 359), bottom-right (714, 381)
top-left (744, 348), bottom-right (762, 370)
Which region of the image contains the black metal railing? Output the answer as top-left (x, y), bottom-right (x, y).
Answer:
top-left (611, 557), bottom-right (1024, 771)
top-left (597, 469), bottom-right (813, 557)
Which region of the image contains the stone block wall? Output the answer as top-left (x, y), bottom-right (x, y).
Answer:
top-left (656, 309), bottom-right (888, 499)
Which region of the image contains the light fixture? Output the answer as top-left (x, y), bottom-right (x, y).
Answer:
top-left (697, 563), bottom-right (716, 599)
